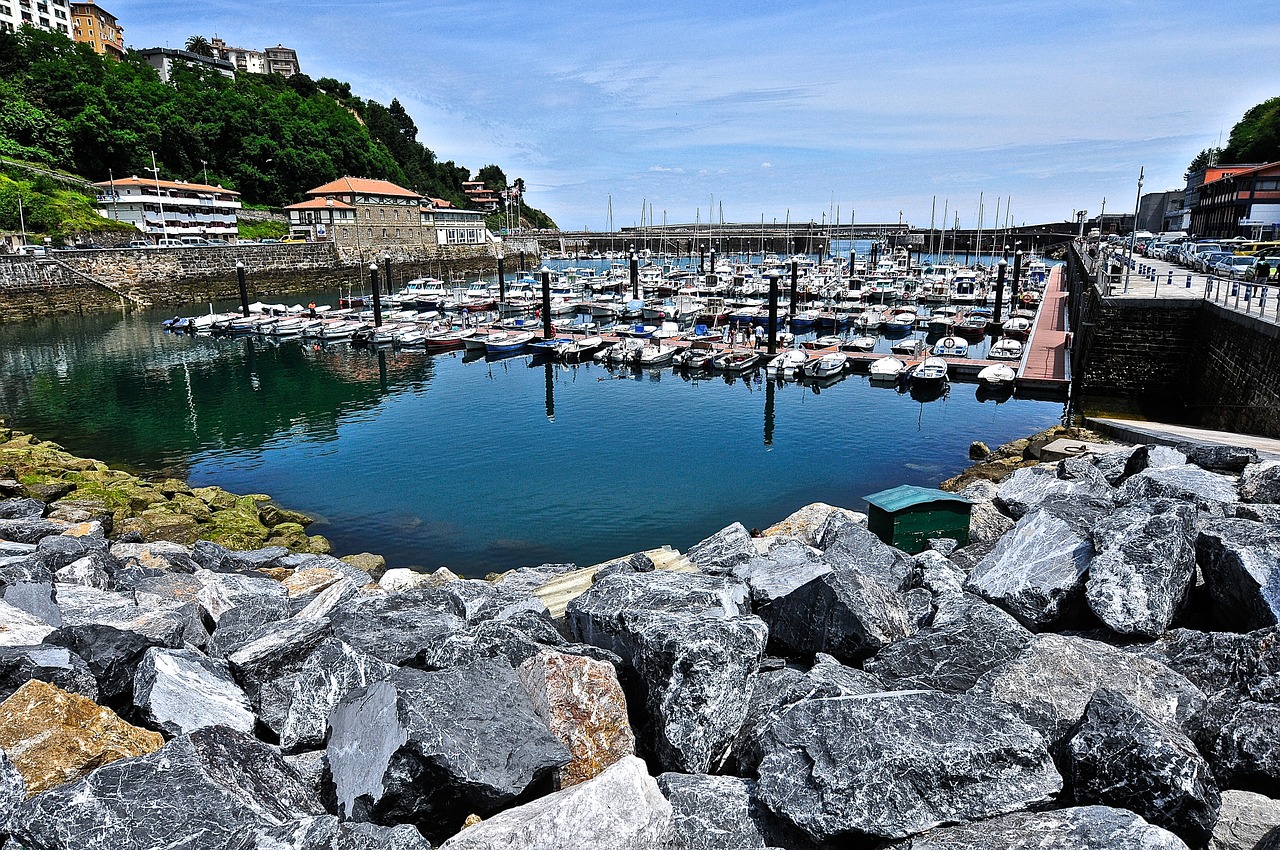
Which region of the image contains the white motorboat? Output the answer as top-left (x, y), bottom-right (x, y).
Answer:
top-left (978, 363), bottom-right (1017, 386)
top-left (1002, 316), bottom-right (1033, 339)
top-left (712, 349), bottom-right (761, 373)
top-left (801, 335), bottom-right (843, 351)
top-left (766, 349), bottom-right (809, 375)
top-left (562, 336), bottom-right (605, 363)
top-left (844, 336), bottom-right (877, 352)
top-left (638, 343), bottom-right (677, 367)
top-left (931, 335), bottom-right (969, 357)
top-left (891, 338), bottom-right (926, 356)
top-left (802, 351), bottom-right (849, 378)
top-left (868, 355), bottom-right (907, 382)
top-left (911, 356), bottom-right (949, 386)
top-left (988, 338), bottom-right (1024, 361)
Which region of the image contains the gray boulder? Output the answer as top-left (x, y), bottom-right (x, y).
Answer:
top-left (1120, 465), bottom-right (1239, 512)
top-left (326, 660), bottom-right (569, 840)
top-left (658, 772), bottom-right (815, 850)
top-left (764, 568), bottom-right (912, 663)
top-left (687, 522), bottom-right (758, 574)
top-left (1131, 626), bottom-right (1280, 703)
top-left (1085, 501), bottom-right (1198, 637)
top-left (755, 690), bottom-right (1061, 841)
top-left (6, 726), bottom-right (324, 850)
top-left (1066, 689), bottom-right (1220, 846)
top-left (728, 539), bottom-right (831, 605)
top-left (109, 541), bottom-right (200, 574)
top-left (0, 517), bottom-right (69, 544)
top-left (436, 756), bottom-right (673, 850)
top-left (1241, 461), bottom-right (1280, 504)
top-left (971, 633), bottom-right (1207, 745)
top-left (0, 599), bottom-right (57, 647)
top-left (0, 748), bottom-right (26, 828)
top-left (0, 498), bottom-right (44, 520)
top-left (225, 617), bottom-right (334, 724)
top-left (1190, 694), bottom-right (1280, 796)
top-left (329, 590), bottom-right (469, 666)
top-left (994, 464), bottom-right (1114, 520)
top-left (0, 644), bottom-right (98, 702)
top-left (1198, 519), bottom-right (1280, 630)
top-left (133, 646), bottom-right (255, 737)
top-left (54, 553), bottom-right (113, 589)
top-left (245, 816), bottom-right (431, 850)
top-left (192, 541), bottom-right (290, 573)
top-left (965, 501), bottom-right (1102, 629)
top-left (1179, 443), bottom-right (1259, 474)
top-left (1124, 444), bottom-right (1188, 476)
top-left (1209, 790), bottom-right (1280, 850)
top-left (45, 621), bottom-right (181, 710)
top-left (275, 638), bottom-right (397, 753)
top-left (865, 590), bottom-right (1033, 692)
top-left (817, 515), bottom-right (917, 591)
top-left (882, 805), bottom-right (1190, 849)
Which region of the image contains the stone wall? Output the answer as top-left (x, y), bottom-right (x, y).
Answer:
top-left (1183, 303), bottom-right (1280, 437)
top-left (0, 242), bottom-right (502, 319)
top-left (1072, 290), bottom-right (1201, 399)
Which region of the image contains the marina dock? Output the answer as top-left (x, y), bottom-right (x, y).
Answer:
top-left (1017, 264), bottom-right (1071, 395)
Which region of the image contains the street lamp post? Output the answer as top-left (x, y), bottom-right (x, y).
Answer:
top-left (201, 159), bottom-right (209, 186)
top-left (1123, 167), bottom-right (1144, 294)
top-left (147, 151), bottom-right (168, 243)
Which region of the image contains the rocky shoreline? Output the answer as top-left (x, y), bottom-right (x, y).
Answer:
top-left (0, 427), bottom-right (1279, 848)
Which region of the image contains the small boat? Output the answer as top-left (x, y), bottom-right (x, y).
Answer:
top-left (788, 309), bottom-right (821, 331)
top-left (891, 338), bottom-right (926, 356)
top-left (463, 330), bottom-right (499, 350)
top-left (1002, 317), bottom-right (1033, 339)
top-left (673, 342), bottom-right (718, 370)
top-left (615, 324), bottom-right (659, 339)
top-left (843, 336), bottom-right (877, 352)
top-left (423, 328), bottom-right (475, 351)
top-left (801, 335), bottom-right (843, 351)
top-left (766, 349), bottom-right (809, 376)
top-left (606, 338), bottom-right (646, 364)
top-left (927, 308), bottom-right (959, 335)
top-left (988, 338), bottom-right (1024, 361)
top-left (485, 331), bottom-right (535, 354)
top-left (911, 356), bottom-right (949, 386)
top-left (712, 349), bottom-right (761, 373)
top-left (802, 351), bottom-right (849, 378)
top-left (638, 343), bottom-right (677, 366)
top-left (931, 335), bottom-right (969, 357)
top-left (395, 329), bottom-right (427, 347)
top-left (954, 314), bottom-right (990, 337)
top-left (868, 355), bottom-right (907, 383)
top-left (881, 311), bottom-right (917, 335)
top-left (528, 337), bottom-right (575, 357)
top-left (562, 336), bottom-right (605, 363)
top-left (978, 363), bottom-right (1017, 386)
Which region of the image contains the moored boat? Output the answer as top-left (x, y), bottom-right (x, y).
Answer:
top-left (977, 363), bottom-right (1017, 386)
top-left (868, 355), bottom-right (907, 382)
top-left (931, 335), bottom-right (969, 357)
top-left (988, 338), bottom-right (1024, 361)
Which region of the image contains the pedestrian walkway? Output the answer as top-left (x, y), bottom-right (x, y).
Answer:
top-left (1092, 245), bottom-right (1280, 325)
top-left (1088, 417), bottom-right (1280, 461)
top-left (1017, 263), bottom-right (1069, 392)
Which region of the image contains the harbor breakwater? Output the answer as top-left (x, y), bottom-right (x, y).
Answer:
top-left (1, 422), bottom-right (1280, 848)
top-left (0, 242), bottom-right (504, 322)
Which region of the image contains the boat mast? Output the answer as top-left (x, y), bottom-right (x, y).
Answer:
top-left (975, 192), bottom-right (983, 268)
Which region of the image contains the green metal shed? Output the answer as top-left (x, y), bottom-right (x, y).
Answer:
top-left (864, 485), bottom-right (972, 554)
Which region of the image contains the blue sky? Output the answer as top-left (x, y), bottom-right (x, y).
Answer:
top-left (114, 0), bottom-right (1280, 230)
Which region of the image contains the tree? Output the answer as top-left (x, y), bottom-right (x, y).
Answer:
top-left (477, 164), bottom-right (506, 192)
top-left (1221, 96), bottom-right (1280, 165)
top-left (1185, 146), bottom-right (1221, 177)
top-left (184, 36), bottom-right (213, 57)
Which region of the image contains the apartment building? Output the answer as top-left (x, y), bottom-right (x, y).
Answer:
top-left (94, 176), bottom-right (241, 242)
top-left (0, 0), bottom-right (72, 35)
top-left (70, 0), bottom-right (122, 59)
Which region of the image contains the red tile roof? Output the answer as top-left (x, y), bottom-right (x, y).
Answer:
top-left (305, 177), bottom-right (421, 199)
top-left (284, 198), bottom-right (356, 210)
top-left (93, 176), bottom-right (240, 196)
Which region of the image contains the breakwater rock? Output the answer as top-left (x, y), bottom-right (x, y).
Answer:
top-left (1, 439), bottom-right (1280, 848)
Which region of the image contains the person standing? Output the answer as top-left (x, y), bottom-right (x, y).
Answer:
top-left (754, 324), bottom-right (764, 349)
top-left (1258, 259), bottom-right (1272, 288)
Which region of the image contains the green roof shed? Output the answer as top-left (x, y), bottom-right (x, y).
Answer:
top-left (864, 485), bottom-right (972, 554)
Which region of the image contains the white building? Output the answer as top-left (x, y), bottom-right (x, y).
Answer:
top-left (135, 47), bottom-right (235, 83)
top-left (209, 37), bottom-right (264, 74)
top-left (94, 176), bottom-right (241, 242)
top-left (0, 0), bottom-right (72, 35)
top-left (422, 200), bottom-right (491, 245)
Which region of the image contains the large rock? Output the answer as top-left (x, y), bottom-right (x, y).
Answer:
top-left (246, 817), bottom-right (432, 850)
top-left (816, 515), bottom-right (917, 591)
top-left (0, 679), bottom-right (163, 795)
top-left (1085, 501), bottom-right (1199, 637)
top-left (517, 648), bottom-right (634, 788)
top-left (275, 638), bottom-right (397, 753)
top-left (1120, 465), bottom-right (1239, 512)
top-left (1179, 443), bottom-right (1259, 474)
top-left (1066, 689), bottom-right (1220, 846)
top-left (882, 805), bottom-right (1191, 849)
top-left (755, 690), bottom-right (1061, 841)
top-left (0, 599), bottom-right (56, 647)
top-left (567, 573), bottom-right (766, 773)
top-left (225, 617), bottom-right (333, 728)
top-left (436, 755), bottom-right (673, 850)
top-left (865, 590), bottom-right (1033, 692)
top-left (329, 589), bottom-right (466, 666)
top-left (658, 772), bottom-right (813, 850)
top-left (1124, 444), bottom-right (1188, 476)
top-left (6, 725), bottom-right (325, 850)
top-left (0, 517), bottom-right (69, 544)
top-left (687, 522), bottom-right (759, 574)
top-left (727, 656), bottom-right (883, 775)
top-left (326, 660), bottom-right (569, 840)
top-left (0, 498), bottom-right (45, 520)
top-left (728, 539), bottom-right (831, 605)
top-left (0, 644), bottom-right (98, 702)
top-left (1208, 790), bottom-right (1280, 850)
top-left (1190, 694), bottom-right (1280, 796)
top-left (965, 500), bottom-right (1103, 629)
top-left (763, 568), bottom-right (912, 663)
top-left (45, 621), bottom-right (180, 709)
top-left (994, 463), bottom-right (1114, 520)
top-left (1241, 461), bottom-right (1280, 504)
top-left (1198, 519), bottom-right (1280, 630)
top-left (762, 502), bottom-right (866, 547)
top-left (1132, 626), bottom-right (1280, 703)
top-left (971, 633), bottom-right (1206, 745)
top-left (132, 646), bottom-right (255, 737)
top-left (0, 748), bottom-right (25, 830)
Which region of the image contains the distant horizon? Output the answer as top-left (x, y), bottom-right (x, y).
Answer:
top-left (109, 1), bottom-right (1279, 231)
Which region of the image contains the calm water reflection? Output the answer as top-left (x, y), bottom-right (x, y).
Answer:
top-left (0, 305), bottom-right (1062, 575)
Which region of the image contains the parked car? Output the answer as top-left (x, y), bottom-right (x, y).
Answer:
top-left (14, 245), bottom-right (47, 257)
top-left (179, 237), bottom-right (212, 247)
top-left (154, 238), bottom-right (185, 248)
top-left (1214, 256), bottom-right (1258, 279)
top-left (1196, 252), bottom-right (1234, 274)
top-left (204, 239), bottom-right (230, 246)
top-left (127, 240), bottom-right (150, 248)
top-left (258, 238), bottom-right (281, 244)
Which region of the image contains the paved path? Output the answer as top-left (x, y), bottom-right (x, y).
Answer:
top-left (1088, 417), bottom-right (1280, 460)
top-left (1018, 264), bottom-right (1069, 389)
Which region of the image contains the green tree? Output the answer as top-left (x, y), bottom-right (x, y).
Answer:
top-left (477, 164), bottom-right (507, 192)
top-left (1185, 146), bottom-right (1221, 177)
top-left (1221, 96), bottom-right (1280, 165)
top-left (184, 36), bottom-right (214, 57)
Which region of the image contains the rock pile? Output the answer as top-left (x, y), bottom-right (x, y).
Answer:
top-left (0, 440), bottom-right (1279, 849)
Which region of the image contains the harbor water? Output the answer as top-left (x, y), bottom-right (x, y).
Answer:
top-left (0, 297), bottom-right (1063, 577)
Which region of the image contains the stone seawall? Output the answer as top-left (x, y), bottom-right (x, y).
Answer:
top-left (1184, 302), bottom-right (1280, 437)
top-left (0, 242), bottom-right (502, 320)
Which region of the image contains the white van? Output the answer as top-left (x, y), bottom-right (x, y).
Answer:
top-left (180, 237), bottom-right (212, 246)
top-left (154, 238), bottom-right (185, 248)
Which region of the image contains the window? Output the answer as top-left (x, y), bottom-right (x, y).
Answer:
top-left (382, 227), bottom-right (387, 238)
top-left (0, 6), bottom-right (11, 14)
top-left (55, 8), bottom-right (64, 18)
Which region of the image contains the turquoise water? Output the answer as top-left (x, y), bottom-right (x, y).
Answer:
top-left (0, 299), bottom-right (1062, 576)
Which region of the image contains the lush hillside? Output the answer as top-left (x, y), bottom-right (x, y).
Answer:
top-left (0, 27), bottom-right (555, 227)
top-left (0, 162), bottom-right (135, 243)
top-left (1221, 95), bottom-right (1280, 165)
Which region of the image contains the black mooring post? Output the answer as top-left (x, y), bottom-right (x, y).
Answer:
top-left (369, 263), bottom-right (382, 327)
top-left (767, 273), bottom-right (779, 355)
top-left (1011, 250), bottom-right (1024, 307)
top-left (541, 269), bottom-right (553, 338)
top-left (790, 260), bottom-right (798, 313)
top-left (519, 251), bottom-right (526, 273)
top-left (236, 261), bottom-right (249, 317)
top-left (708, 248), bottom-right (716, 288)
top-left (629, 247), bottom-right (639, 299)
top-left (383, 255), bottom-right (393, 296)
top-left (497, 253), bottom-right (506, 310)
top-left (993, 259), bottom-right (1008, 325)
top-left (764, 379), bottom-right (775, 447)
top-left (699, 246), bottom-right (705, 275)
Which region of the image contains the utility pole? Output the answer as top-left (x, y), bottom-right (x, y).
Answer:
top-left (1124, 167), bottom-right (1144, 294)
top-left (148, 150), bottom-right (168, 242)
